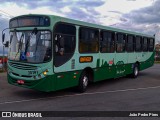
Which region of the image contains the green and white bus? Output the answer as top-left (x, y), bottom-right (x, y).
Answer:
top-left (4, 14), bottom-right (155, 92)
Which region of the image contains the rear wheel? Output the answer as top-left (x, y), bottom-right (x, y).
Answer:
top-left (132, 64), bottom-right (139, 78)
top-left (77, 71), bottom-right (89, 93)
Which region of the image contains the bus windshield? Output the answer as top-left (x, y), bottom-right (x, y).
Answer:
top-left (8, 30), bottom-right (52, 63)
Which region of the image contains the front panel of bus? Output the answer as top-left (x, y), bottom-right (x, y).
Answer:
top-left (7, 15), bottom-right (57, 91)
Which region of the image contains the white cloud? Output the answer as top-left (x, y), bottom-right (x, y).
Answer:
top-left (0, 0), bottom-right (158, 45)
top-left (96, 0), bottom-right (153, 14)
top-left (0, 0), bottom-right (154, 27)
top-left (95, 0), bottom-right (155, 26)
top-left (0, 2), bottom-right (63, 17)
top-left (60, 6), bottom-right (71, 13)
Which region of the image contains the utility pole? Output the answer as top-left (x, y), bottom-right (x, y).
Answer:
top-left (2, 28), bottom-right (9, 72)
top-left (2, 44), bottom-right (5, 71)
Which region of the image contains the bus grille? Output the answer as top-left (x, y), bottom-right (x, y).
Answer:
top-left (8, 62), bottom-right (38, 70)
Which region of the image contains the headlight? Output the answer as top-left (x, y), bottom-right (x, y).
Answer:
top-left (43, 69), bottom-right (49, 76)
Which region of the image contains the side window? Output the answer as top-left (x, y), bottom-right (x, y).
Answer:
top-left (143, 37), bottom-right (148, 52)
top-left (149, 38), bottom-right (154, 51)
top-left (135, 36), bottom-right (142, 52)
top-left (100, 31), bottom-right (115, 53)
top-left (116, 33), bottom-right (126, 52)
top-left (126, 35), bottom-right (134, 52)
top-left (54, 23), bottom-right (76, 67)
top-left (79, 27), bottom-right (99, 53)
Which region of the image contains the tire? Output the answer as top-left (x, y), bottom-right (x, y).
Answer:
top-left (77, 71), bottom-right (89, 93)
top-left (132, 64), bottom-right (139, 78)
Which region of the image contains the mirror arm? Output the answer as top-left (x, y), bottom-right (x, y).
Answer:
top-left (2, 28), bottom-right (9, 45)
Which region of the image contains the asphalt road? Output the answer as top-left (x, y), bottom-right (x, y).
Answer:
top-left (0, 64), bottom-right (160, 120)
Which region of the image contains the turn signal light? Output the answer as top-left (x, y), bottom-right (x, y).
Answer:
top-left (43, 69), bottom-right (49, 76)
top-left (43, 71), bottom-right (47, 76)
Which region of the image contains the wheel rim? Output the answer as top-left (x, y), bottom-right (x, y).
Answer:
top-left (83, 76), bottom-right (88, 87)
top-left (134, 67), bottom-right (138, 76)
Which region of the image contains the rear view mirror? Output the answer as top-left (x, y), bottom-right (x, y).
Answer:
top-left (32, 28), bottom-right (38, 35)
top-left (2, 33), bottom-right (5, 43)
top-left (5, 41), bottom-right (9, 48)
top-left (2, 28), bottom-right (9, 45)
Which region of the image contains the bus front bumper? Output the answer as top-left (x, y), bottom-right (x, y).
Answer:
top-left (7, 74), bottom-right (57, 92)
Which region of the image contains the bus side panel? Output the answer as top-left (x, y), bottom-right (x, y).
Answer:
top-left (94, 53), bottom-right (116, 81)
top-left (139, 52), bottom-right (155, 71)
top-left (124, 63), bottom-right (133, 75)
top-left (94, 65), bottom-right (116, 82)
top-left (54, 71), bottom-right (80, 91)
top-left (115, 53), bottom-right (128, 78)
top-left (126, 52), bottom-right (141, 75)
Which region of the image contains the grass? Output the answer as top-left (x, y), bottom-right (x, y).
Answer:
top-left (0, 70), bottom-right (7, 73)
top-left (0, 68), bottom-right (7, 73)
top-left (154, 61), bottom-right (160, 64)
top-left (0, 70), bottom-right (4, 73)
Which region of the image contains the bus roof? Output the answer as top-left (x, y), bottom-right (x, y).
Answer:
top-left (11, 14), bottom-right (154, 38)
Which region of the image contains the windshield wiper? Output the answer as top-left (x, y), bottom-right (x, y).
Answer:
top-left (25, 28), bottom-right (38, 55)
top-left (14, 33), bottom-right (24, 60)
top-left (34, 32), bottom-right (41, 61)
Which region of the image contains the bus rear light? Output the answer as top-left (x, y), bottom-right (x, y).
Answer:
top-left (17, 80), bottom-right (24, 84)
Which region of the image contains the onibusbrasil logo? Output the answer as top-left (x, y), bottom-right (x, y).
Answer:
top-left (1, 112), bottom-right (42, 118)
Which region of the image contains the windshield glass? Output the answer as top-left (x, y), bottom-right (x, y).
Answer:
top-left (8, 30), bottom-right (52, 63)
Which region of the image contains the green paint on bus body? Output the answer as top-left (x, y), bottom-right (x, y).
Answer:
top-left (8, 71), bottom-right (81, 92)
top-left (6, 14), bottom-right (155, 92)
top-left (7, 52), bottom-right (154, 92)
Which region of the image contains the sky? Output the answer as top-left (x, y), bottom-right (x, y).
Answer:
top-left (0, 0), bottom-right (160, 54)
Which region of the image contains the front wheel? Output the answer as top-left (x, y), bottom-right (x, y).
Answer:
top-left (132, 64), bottom-right (139, 78)
top-left (77, 71), bottom-right (89, 93)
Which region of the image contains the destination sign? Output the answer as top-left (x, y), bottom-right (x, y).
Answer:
top-left (10, 16), bottom-right (50, 28)
top-left (79, 56), bottom-right (93, 63)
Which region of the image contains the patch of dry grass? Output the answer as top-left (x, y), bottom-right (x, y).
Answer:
top-left (154, 61), bottom-right (160, 64)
